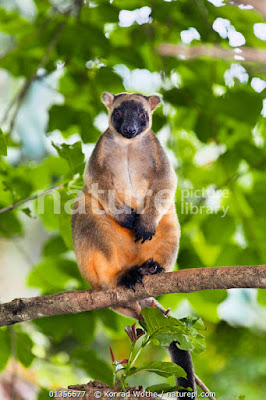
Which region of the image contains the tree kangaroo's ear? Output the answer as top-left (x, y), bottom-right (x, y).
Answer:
top-left (148, 95), bottom-right (161, 112)
top-left (102, 92), bottom-right (115, 110)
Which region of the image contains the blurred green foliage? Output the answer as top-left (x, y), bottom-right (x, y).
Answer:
top-left (0, 0), bottom-right (266, 399)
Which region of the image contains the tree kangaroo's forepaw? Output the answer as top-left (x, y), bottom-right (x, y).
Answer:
top-left (118, 266), bottom-right (144, 292)
top-left (134, 228), bottom-right (155, 243)
top-left (133, 215), bottom-right (156, 243)
top-left (118, 210), bottom-right (137, 230)
top-left (139, 258), bottom-right (164, 275)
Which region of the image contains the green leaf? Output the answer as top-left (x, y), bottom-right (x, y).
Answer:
top-left (57, 22), bottom-right (110, 60)
top-left (42, 235), bottom-right (68, 257)
top-left (83, 3), bottom-right (119, 25)
top-left (48, 105), bottom-right (99, 143)
top-left (71, 312), bottom-right (96, 345)
top-left (72, 348), bottom-right (113, 386)
top-left (27, 257), bottom-right (81, 293)
top-left (15, 332), bottom-right (34, 367)
top-left (34, 314), bottom-right (72, 343)
top-left (96, 309), bottom-right (120, 332)
top-left (58, 188), bottom-right (76, 250)
top-left (3, 174), bottom-right (33, 202)
top-left (145, 384), bottom-right (183, 393)
top-left (213, 89), bottom-right (262, 126)
top-left (152, 113), bottom-right (167, 133)
top-left (95, 66), bottom-right (124, 93)
top-left (37, 156), bottom-right (69, 184)
top-left (22, 207), bottom-right (32, 218)
top-left (185, 292), bottom-right (224, 323)
top-left (141, 308), bottom-right (205, 354)
top-left (37, 388), bottom-right (51, 400)
top-left (34, 312), bottom-right (95, 345)
top-left (35, 191), bottom-right (60, 231)
top-left (128, 361), bottom-right (186, 379)
top-left (201, 213), bottom-right (235, 245)
top-left (0, 211), bottom-right (23, 237)
top-left (0, 328), bottom-right (11, 371)
top-left (0, 129), bottom-right (7, 156)
top-left (257, 289), bottom-right (266, 306)
top-left (52, 142), bottom-right (85, 178)
top-left (180, 316), bottom-right (206, 330)
top-left (194, 112), bottom-right (214, 143)
top-left (0, 8), bottom-right (31, 35)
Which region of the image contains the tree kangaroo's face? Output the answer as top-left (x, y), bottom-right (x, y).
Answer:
top-left (102, 92), bottom-right (160, 139)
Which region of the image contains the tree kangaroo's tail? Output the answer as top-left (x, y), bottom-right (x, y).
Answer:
top-left (169, 342), bottom-right (195, 391)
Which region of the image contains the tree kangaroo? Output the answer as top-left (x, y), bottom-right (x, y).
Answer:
top-left (72, 92), bottom-right (195, 392)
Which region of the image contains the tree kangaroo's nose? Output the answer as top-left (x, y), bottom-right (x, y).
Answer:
top-left (122, 112), bottom-right (138, 137)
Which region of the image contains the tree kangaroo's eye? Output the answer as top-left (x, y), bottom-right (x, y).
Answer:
top-left (141, 113), bottom-right (146, 120)
top-left (115, 110), bottom-right (122, 119)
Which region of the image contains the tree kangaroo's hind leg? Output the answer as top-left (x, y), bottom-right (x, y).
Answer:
top-left (72, 200), bottom-right (144, 318)
top-left (138, 207), bottom-right (180, 277)
top-left (117, 207), bottom-right (180, 293)
top-left (116, 208), bottom-right (180, 317)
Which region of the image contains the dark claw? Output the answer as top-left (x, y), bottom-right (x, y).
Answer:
top-left (133, 220), bottom-right (155, 243)
top-left (154, 264), bottom-right (164, 273)
top-left (145, 258), bottom-right (153, 265)
top-left (129, 283), bottom-right (136, 292)
top-left (135, 231), bottom-right (155, 244)
top-left (136, 275), bottom-right (144, 286)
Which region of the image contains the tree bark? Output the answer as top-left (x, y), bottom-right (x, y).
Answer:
top-left (0, 265), bottom-right (265, 327)
top-left (158, 44), bottom-right (266, 64)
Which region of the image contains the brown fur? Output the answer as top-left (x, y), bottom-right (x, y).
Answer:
top-left (72, 92), bottom-right (180, 318)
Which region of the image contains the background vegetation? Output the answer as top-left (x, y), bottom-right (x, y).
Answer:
top-left (0, 0), bottom-right (266, 399)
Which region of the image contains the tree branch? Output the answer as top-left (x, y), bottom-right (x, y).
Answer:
top-left (230, 0), bottom-right (266, 18)
top-left (158, 44), bottom-right (266, 64)
top-left (0, 265), bottom-right (265, 327)
top-left (0, 184), bottom-right (65, 215)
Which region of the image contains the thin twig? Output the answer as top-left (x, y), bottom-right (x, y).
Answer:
top-left (0, 184), bottom-right (65, 215)
top-left (9, 19), bottom-right (68, 133)
top-left (0, 83), bottom-right (24, 127)
top-left (195, 374), bottom-right (215, 400)
top-left (74, 0), bottom-right (84, 19)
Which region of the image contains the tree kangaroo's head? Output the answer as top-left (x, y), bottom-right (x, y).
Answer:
top-left (102, 92), bottom-right (160, 139)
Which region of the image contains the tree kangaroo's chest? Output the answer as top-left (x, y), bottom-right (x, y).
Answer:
top-left (106, 142), bottom-right (154, 207)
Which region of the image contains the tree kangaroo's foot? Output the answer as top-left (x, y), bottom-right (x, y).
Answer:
top-left (118, 265), bottom-right (144, 292)
top-left (118, 259), bottom-right (164, 292)
top-left (139, 258), bottom-right (164, 275)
